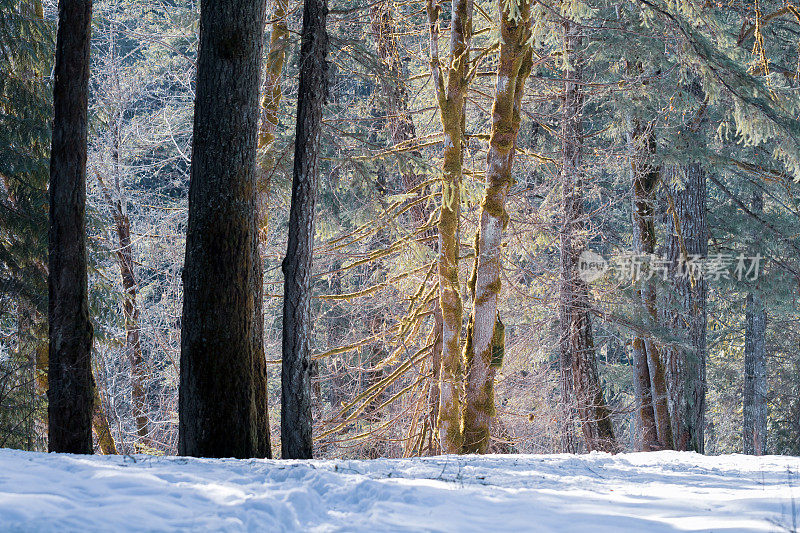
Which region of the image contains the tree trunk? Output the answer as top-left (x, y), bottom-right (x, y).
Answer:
top-left (627, 115), bottom-right (672, 450)
top-left (461, 0), bottom-right (533, 454)
top-left (112, 199), bottom-right (148, 443)
top-left (664, 163), bottom-right (707, 453)
top-left (48, 0), bottom-right (94, 455)
top-left (253, 256), bottom-right (271, 458)
top-left (743, 190), bottom-right (767, 455)
top-left (558, 20), bottom-right (615, 453)
top-left (281, 0), bottom-right (328, 459)
top-left (426, 0), bottom-right (472, 454)
top-left (98, 123), bottom-right (149, 445)
top-left (630, 337), bottom-right (657, 450)
top-left (16, 303), bottom-right (37, 450)
top-left (257, 0), bottom-right (289, 242)
top-left (179, 0), bottom-right (269, 458)
top-left (92, 384), bottom-right (117, 454)
top-left (425, 306), bottom-right (443, 455)
top-left (252, 0), bottom-right (288, 463)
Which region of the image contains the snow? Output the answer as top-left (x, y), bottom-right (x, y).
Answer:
top-left (0, 449), bottom-right (798, 532)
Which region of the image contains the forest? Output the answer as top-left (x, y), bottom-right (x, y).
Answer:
top-left (2, 0), bottom-right (800, 462)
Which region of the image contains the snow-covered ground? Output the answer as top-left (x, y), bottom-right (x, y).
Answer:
top-left (0, 449), bottom-right (798, 532)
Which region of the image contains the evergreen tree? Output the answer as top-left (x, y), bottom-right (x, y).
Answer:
top-left (48, 0), bottom-right (95, 454)
top-left (179, 0), bottom-right (269, 458)
top-left (0, 0), bottom-right (52, 451)
top-left (281, 0), bottom-right (329, 459)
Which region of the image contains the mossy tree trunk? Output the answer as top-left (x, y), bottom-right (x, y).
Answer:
top-left (426, 0), bottom-right (472, 455)
top-left (257, 0), bottom-right (289, 242)
top-left (461, 0), bottom-right (533, 454)
top-left (179, 0), bottom-right (269, 458)
top-left (48, 0), bottom-right (94, 455)
top-left (558, 20), bottom-right (615, 453)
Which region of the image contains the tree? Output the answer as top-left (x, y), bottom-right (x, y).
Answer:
top-left (0, 0), bottom-right (51, 451)
top-left (257, 0), bottom-right (289, 240)
top-left (627, 111), bottom-right (672, 451)
top-left (93, 22), bottom-right (149, 444)
top-left (461, 0), bottom-right (533, 454)
top-left (664, 163), bottom-right (708, 453)
top-left (179, 0), bottom-right (269, 458)
top-left (369, 0), bottom-right (428, 229)
top-left (48, 0), bottom-right (95, 454)
top-left (97, 171), bottom-right (148, 444)
top-left (426, 0), bottom-right (472, 455)
top-left (369, 0), bottom-right (442, 455)
top-left (252, 0), bottom-right (290, 463)
top-left (743, 191), bottom-right (766, 455)
top-left (558, 19), bottom-right (615, 453)
top-left (281, 0), bottom-right (329, 459)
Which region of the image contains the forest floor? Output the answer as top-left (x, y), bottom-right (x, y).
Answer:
top-left (0, 448), bottom-right (798, 532)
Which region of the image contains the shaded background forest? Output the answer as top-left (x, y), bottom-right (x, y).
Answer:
top-left (2, 0), bottom-right (800, 456)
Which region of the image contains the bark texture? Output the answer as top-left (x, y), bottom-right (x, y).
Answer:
top-left (743, 191), bottom-right (767, 455)
top-left (179, 0), bottom-right (269, 458)
top-left (48, 0), bottom-right (94, 455)
top-left (426, 0), bottom-right (472, 454)
top-left (630, 335), bottom-right (657, 450)
top-left (461, 0), bottom-right (533, 454)
top-left (664, 163), bottom-right (708, 453)
top-left (627, 116), bottom-right (672, 450)
top-left (281, 0), bottom-right (328, 459)
top-left (558, 21), bottom-right (615, 453)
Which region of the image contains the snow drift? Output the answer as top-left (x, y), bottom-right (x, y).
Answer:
top-left (0, 449), bottom-right (797, 531)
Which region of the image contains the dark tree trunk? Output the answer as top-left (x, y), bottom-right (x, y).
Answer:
top-left (179, 0), bottom-right (269, 458)
top-left (281, 0), bottom-right (328, 460)
top-left (664, 163), bottom-right (707, 453)
top-left (743, 191), bottom-right (767, 455)
top-left (558, 20), bottom-right (615, 453)
top-left (48, 0), bottom-right (94, 455)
